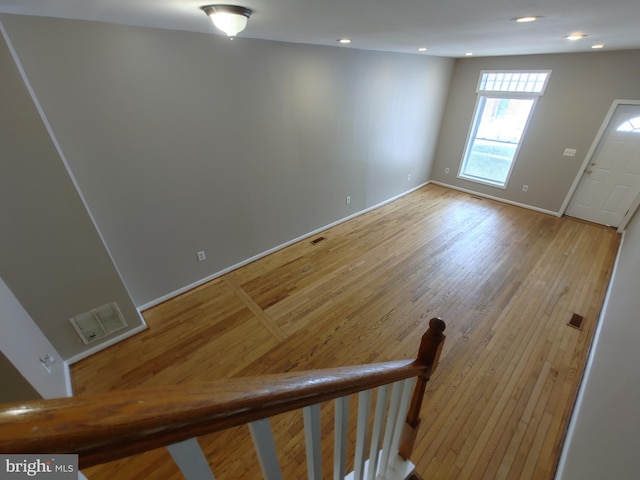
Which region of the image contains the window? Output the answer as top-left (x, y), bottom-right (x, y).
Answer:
top-left (617, 117), bottom-right (640, 133)
top-left (458, 71), bottom-right (550, 188)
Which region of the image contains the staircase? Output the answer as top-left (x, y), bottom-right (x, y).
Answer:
top-left (0, 318), bottom-right (445, 480)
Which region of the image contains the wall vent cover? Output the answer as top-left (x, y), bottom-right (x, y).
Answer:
top-left (568, 313), bottom-right (584, 330)
top-left (70, 302), bottom-right (127, 345)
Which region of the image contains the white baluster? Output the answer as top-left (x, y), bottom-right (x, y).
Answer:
top-left (167, 437), bottom-right (216, 480)
top-left (377, 380), bottom-right (404, 476)
top-left (249, 418), bottom-right (283, 480)
top-left (353, 389), bottom-right (373, 480)
top-left (334, 396), bottom-right (350, 480)
top-left (303, 403), bottom-right (323, 480)
top-left (389, 378), bottom-right (417, 462)
top-left (365, 384), bottom-right (391, 480)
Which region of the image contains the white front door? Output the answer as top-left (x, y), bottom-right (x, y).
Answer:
top-left (566, 104), bottom-right (640, 227)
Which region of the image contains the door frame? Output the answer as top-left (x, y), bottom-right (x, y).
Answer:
top-left (560, 99), bottom-right (640, 232)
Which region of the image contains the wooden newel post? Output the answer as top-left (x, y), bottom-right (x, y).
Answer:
top-left (398, 317), bottom-right (446, 460)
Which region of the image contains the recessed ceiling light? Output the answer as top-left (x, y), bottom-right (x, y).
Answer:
top-left (465, 52), bottom-right (473, 56)
top-left (564, 33), bottom-right (587, 41)
top-left (515, 16), bottom-right (538, 23)
top-left (418, 47), bottom-right (428, 52)
top-left (338, 38), bottom-right (351, 44)
top-left (591, 43), bottom-right (604, 49)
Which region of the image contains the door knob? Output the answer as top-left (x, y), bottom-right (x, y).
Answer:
top-left (586, 169), bottom-right (593, 174)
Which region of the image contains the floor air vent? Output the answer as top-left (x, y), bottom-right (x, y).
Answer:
top-left (310, 236), bottom-right (326, 245)
top-left (70, 302), bottom-right (128, 345)
top-left (568, 313), bottom-right (584, 330)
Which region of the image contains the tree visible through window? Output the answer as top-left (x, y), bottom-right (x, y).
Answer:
top-left (459, 71), bottom-right (550, 188)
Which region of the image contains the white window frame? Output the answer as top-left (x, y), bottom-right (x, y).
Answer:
top-left (458, 70), bottom-right (551, 189)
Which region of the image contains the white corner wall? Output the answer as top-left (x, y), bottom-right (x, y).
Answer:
top-left (556, 210), bottom-right (640, 479)
top-left (0, 276), bottom-right (70, 399)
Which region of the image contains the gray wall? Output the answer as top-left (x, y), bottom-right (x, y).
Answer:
top-left (0, 351), bottom-right (40, 403)
top-left (431, 50), bottom-right (640, 213)
top-left (1, 15), bottom-right (454, 307)
top-left (0, 25), bottom-right (143, 360)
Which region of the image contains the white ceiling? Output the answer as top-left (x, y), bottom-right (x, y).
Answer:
top-left (1, 0), bottom-right (639, 57)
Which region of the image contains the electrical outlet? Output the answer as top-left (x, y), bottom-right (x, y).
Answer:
top-left (522, 185), bottom-right (528, 192)
top-left (196, 251), bottom-right (206, 262)
top-left (563, 148), bottom-right (577, 157)
top-left (445, 168), bottom-right (450, 174)
top-left (346, 196), bottom-right (351, 204)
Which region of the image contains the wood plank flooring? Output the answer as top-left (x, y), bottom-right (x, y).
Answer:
top-left (71, 184), bottom-right (620, 480)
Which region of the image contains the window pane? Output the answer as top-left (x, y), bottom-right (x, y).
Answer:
top-left (617, 117), bottom-right (640, 133)
top-left (461, 97), bottom-right (535, 185)
top-left (478, 71), bottom-right (549, 94)
top-left (476, 98), bottom-right (534, 143)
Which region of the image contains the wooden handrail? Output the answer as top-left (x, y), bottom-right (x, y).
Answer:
top-left (0, 318), bottom-right (445, 470)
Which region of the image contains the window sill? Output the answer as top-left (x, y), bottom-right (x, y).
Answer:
top-left (457, 174), bottom-right (508, 189)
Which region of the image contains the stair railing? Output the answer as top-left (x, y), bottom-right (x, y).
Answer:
top-left (0, 318), bottom-right (445, 480)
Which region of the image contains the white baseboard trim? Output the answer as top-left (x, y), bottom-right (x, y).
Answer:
top-left (139, 182), bottom-right (430, 311)
top-left (430, 181), bottom-right (560, 217)
top-left (65, 321), bottom-right (148, 365)
top-left (63, 361), bottom-right (73, 397)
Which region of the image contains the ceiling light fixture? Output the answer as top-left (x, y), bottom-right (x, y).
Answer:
top-left (418, 47), bottom-right (428, 52)
top-left (338, 38), bottom-right (352, 44)
top-left (465, 52), bottom-right (473, 56)
top-left (564, 33), bottom-right (587, 41)
top-left (515, 16), bottom-right (538, 23)
top-left (201, 5), bottom-right (252, 38)
top-left (591, 43), bottom-right (604, 49)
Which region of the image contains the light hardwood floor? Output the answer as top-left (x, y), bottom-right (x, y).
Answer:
top-left (72, 184), bottom-right (620, 479)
